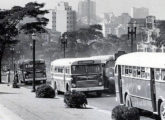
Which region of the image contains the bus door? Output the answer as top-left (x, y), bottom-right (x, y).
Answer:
top-left (63, 67), bottom-right (66, 91)
top-left (117, 65), bottom-right (123, 104)
top-left (150, 68), bottom-right (156, 112)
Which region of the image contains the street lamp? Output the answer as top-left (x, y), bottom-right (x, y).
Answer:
top-left (61, 35), bottom-right (68, 58)
top-left (128, 22), bottom-right (137, 52)
top-left (10, 47), bottom-right (15, 71)
top-left (31, 33), bottom-right (37, 92)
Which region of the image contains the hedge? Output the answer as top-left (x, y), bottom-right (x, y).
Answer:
top-left (36, 84), bottom-right (55, 98)
top-left (64, 91), bottom-right (87, 108)
top-left (111, 105), bottom-right (140, 120)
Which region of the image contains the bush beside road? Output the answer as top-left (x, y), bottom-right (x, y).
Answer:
top-left (0, 84), bottom-right (110, 120)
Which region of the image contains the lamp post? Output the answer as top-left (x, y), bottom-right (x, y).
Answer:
top-left (31, 33), bottom-right (37, 92)
top-left (61, 35), bottom-right (68, 58)
top-left (10, 47), bottom-right (15, 71)
top-left (128, 22), bottom-right (137, 52)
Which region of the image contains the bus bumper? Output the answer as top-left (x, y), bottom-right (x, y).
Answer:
top-left (25, 78), bottom-right (47, 82)
top-left (71, 86), bottom-right (104, 92)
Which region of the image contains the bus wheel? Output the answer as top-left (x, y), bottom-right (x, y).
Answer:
top-left (160, 102), bottom-right (165, 120)
top-left (43, 80), bottom-right (46, 84)
top-left (96, 91), bottom-right (102, 97)
top-left (125, 95), bottom-right (132, 107)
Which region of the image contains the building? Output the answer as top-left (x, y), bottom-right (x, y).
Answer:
top-left (101, 13), bottom-right (131, 37)
top-left (115, 24), bottom-right (127, 37)
top-left (137, 16), bottom-right (161, 52)
top-left (131, 7), bottom-right (149, 19)
top-left (78, 0), bottom-right (96, 25)
top-left (52, 2), bottom-right (76, 33)
top-left (117, 13), bottom-right (131, 25)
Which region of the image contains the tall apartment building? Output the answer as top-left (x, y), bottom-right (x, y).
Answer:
top-left (131, 7), bottom-right (149, 18)
top-left (52, 2), bottom-right (76, 33)
top-left (78, 0), bottom-right (96, 25)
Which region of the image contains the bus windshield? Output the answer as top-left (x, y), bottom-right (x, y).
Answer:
top-left (25, 63), bottom-right (45, 71)
top-left (71, 64), bottom-right (101, 74)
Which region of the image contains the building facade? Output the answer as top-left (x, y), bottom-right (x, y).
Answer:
top-left (52, 2), bottom-right (76, 33)
top-left (78, 0), bottom-right (96, 25)
top-left (131, 7), bottom-right (149, 19)
top-left (137, 16), bottom-right (162, 52)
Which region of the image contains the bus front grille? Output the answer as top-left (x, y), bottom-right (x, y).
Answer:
top-left (76, 80), bottom-right (98, 87)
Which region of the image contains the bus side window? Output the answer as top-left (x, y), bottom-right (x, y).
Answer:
top-left (115, 65), bottom-right (118, 75)
top-left (54, 67), bottom-right (57, 73)
top-left (125, 66), bottom-right (129, 76)
top-left (121, 65), bottom-right (125, 75)
top-left (145, 67), bottom-right (150, 79)
top-left (129, 66), bottom-right (132, 77)
top-left (65, 68), bottom-right (70, 74)
top-left (58, 67), bottom-right (63, 73)
top-left (155, 68), bottom-right (161, 81)
top-left (161, 69), bottom-right (165, 81)
top-left (137, 67), bottom-right (141, 78)
top-left (141, 67), bottom-right (146, 79)
top-left (132, 66), bottom-right (137, 77)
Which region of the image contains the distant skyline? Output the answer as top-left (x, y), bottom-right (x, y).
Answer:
top-left (1, 0), bottom-right (165, 20)
top-left (1, 0), bottom-right (165, 29)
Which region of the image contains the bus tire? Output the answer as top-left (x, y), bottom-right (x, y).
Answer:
top-left (125, 95), bottom-right (132, 107)
top-left (96, 91), bottom-right (102, 97)
top-left (43, 80), bottom-right (46, 84)
top-left (160, 101), bottom-right (165, 120)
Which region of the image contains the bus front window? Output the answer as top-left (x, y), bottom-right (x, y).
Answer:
top-left (72, 65), bottom-right (101, 74)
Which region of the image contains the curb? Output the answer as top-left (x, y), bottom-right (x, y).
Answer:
top-left (0, 104), bottom-right (23, 120)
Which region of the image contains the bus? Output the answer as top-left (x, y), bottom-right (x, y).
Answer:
top-left (114, 52), bottom-right (165, 120)
top-left (18, 59), bottom-right (47, 84)
top-left (90, 55), bottom-right (115, 89)
top-left (50, 57), bottom-right (104, 96)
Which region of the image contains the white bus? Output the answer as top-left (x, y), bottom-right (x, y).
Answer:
top-left (50, 57), bottom-right (104, 96)
top-left (115, 52), bottom-right (165, 120)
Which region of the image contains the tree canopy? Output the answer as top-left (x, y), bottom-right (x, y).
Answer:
top-left (0, 2), bottom-right (49, 82)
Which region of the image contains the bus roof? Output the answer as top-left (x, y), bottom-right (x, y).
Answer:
top-left (19, 59), bottom-right (45, 64)
top-left (116, 52), bottom-right (165, 69)
top-left (90, 55), bottom-right (115, 64)
top-left (51, 57), bottom-right (102, 67)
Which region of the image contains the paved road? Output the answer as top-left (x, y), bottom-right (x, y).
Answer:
top-left (1, 76), bottom-right (158, 120)
top-left (22, 83), bottom-right (158, 120)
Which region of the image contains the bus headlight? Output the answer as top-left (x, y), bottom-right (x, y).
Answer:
top-left (25, 75), bottom-right (28, 78)
top-left (72, 83), bottom-right (76, 88)
top-left (98, 82), bottom-right (102, 86)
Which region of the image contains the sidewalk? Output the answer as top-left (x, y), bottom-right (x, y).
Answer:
top-left (0, 84), bottom-right (111, 120)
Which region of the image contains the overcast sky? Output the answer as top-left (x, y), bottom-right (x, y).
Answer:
top-left (1, 0), bottom-right (165, 28)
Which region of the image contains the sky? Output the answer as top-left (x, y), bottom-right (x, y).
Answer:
top-left (1, 0), bottom-right (165, 28)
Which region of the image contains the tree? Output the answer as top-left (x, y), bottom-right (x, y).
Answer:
top-left (0, 2), bottom-right (49, 83)
top-left (61, 24), bottom-right (103, 57)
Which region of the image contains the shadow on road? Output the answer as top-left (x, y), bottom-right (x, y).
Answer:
top-left (140, 109), bottom-right (160, 120)
top-left (0, 92), bottom-right (19, 95)
top-left (85, 93), bottom-right (115, 98)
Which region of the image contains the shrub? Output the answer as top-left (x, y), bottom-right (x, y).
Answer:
top-left (111, 105), bottom-right (140, 120)
top-left (64, 91), bottom-right (87, 108)
top-left (36, 84), bottom-right (55, 98)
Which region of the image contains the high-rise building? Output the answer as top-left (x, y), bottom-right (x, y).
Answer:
top-left (78, 0), bottom-right (96, 25)
top-left (52, 2), bottom-right (76, 33)
top-left (131, 7), bottom-right (149, 19)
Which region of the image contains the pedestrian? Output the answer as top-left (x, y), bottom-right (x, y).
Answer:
top-left (12, 71), bottom-right (19, 88)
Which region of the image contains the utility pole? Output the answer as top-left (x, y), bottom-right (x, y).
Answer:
top-left (128, 22), bottom-right (136, 52)
top-left (32, 33), bottom-right (36, 92)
